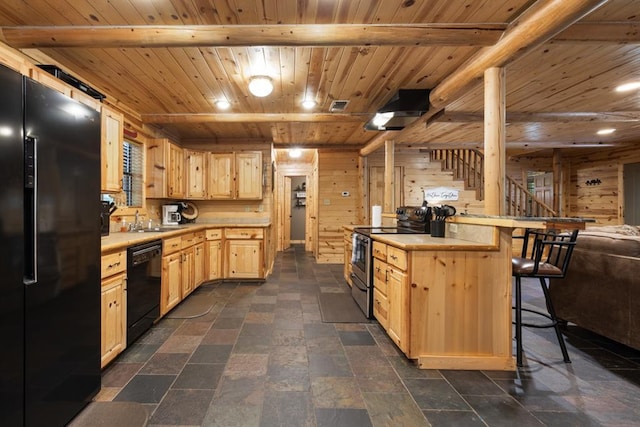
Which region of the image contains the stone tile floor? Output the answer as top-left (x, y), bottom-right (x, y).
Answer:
top-left (94, 245), bottom-right (640, 426)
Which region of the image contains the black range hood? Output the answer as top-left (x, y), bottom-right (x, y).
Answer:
top-left (365, 89), bottom-right (430, 131)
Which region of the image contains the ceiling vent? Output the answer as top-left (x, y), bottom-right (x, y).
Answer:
top-left (329, 100), bottom-right (349, 112)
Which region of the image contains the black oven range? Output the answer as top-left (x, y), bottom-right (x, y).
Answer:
top-left (350, 205), bottom-right (432, 318)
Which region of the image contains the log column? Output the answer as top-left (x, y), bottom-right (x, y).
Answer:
top-left (484, 67), bottom-right (506, 216)
top-left (384, 140), bottom-right (395, 214)
top-left (553, 149), bottom-right (562, 215)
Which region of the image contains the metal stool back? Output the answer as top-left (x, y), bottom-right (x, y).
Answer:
top-left (512, 228), bottom-right (579, 367)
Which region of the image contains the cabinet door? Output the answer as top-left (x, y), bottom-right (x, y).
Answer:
top-left (226, 239), bottom-right (262, 279)
top-left (182, 247), bottom-right (195, 298)
top-left (235, 152), bottom-right (262, 199)
top-left (185, 150), bottom-right (206, 199)
top-left (207, 153), bottom-right (234, 199)
top-left (101, 273), bottom-right (125, 367)
top-left (194, 242), bottom-right (206, 288)
top-left (146, 138), bottom-right (168, 198)
top-left (387, 266), bottom-right (409, 353)
top-left (207, 240), bottom-right (222, 281)
top-left (161, 252), bottom-right (182, 315)
top-left (168, 143), bottom-right (184, 198)
top-left (100, 105), bottom-right (123, 193)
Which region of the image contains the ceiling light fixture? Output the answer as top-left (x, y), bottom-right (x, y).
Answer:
top-left (216, 99), bottom-right (231, 109)
top-left (302, 99), bottom-right (316, 109)
top-left (615, 81), bottom-right (640, 92)
top-left (289, 148), bottom-right (302, 158)
top-left (597, 128), bottom-right (616, 135)
top-left (248, 76), bottom-right (273, 97)
top-left (372, 112), bottom-right (394, 128)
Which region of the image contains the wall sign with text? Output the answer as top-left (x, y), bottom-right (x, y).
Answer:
top-left (424, 187), bottom-right (459, 202)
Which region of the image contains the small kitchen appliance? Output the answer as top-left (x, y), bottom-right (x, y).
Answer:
top-left (162, 204), bottom-right (181, 226)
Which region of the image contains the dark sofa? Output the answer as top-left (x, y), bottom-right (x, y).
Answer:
top-left (549, 225), bottom-right (640, 350)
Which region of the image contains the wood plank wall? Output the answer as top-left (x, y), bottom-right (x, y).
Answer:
top-left (316, 151), bottom-right (362, 263)
top-left (366, 149), bottom-right (484, 215)
top-left (566, 143), bottom-right (640, 225)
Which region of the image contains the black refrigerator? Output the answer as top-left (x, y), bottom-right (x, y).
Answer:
top-left (0, 63), bottom-right (101, 426)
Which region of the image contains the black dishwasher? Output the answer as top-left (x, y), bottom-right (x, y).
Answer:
top-left (127, 240), bottom-right (162, 346)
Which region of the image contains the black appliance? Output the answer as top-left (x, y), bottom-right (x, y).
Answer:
top-left (100, 201), bottom-right (116, 236)
top-left (126, 240), bottom-right (162, 346)
top-left (37, 65), bottom-right (106, 101)
top-left (350, 205), bottom-right (431, 318)
top-left (0, 64), bottom-right (101, 426)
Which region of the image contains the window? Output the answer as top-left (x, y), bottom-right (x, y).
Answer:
top-left (123, 140), bottom-right (143, 207)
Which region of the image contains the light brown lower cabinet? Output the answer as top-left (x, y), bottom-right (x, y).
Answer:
top-left (161, 250), bottom-right (182, 316)
top-left (100, 249), bottom-right (127, 368)
top-left (181, 246), bottom-right (195, 298)
top-left (194, 242), bottom-right (206, 288)
top-left (206, 229), bottom-right (223, 281)
top-left (225, 228), bottom-right (265, 279)
top-left (372, 246), bottom-right (409, 353)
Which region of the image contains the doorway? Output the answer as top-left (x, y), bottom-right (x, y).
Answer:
top-left (289, 176), bottom-right (306, 244)
top-left (624, 162), bottom-right (640, 225)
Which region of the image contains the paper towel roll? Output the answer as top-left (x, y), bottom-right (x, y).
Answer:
top-left (371, 205), bottom-right (382, 227)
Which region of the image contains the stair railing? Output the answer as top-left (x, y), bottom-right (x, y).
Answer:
top-left (429, 149), bottom-right (557, 217)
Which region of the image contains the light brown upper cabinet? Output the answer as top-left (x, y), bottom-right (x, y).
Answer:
top-left (185, 150), bottom-right (206, 199)
top-left (207, 152), bottom-right (262, 200)
top-left (146, 138), bottom-right (184, 199)
top-left (146, 138), bottom-right (168, 198)
top-left (100, 105), bottom-right (123, 193)
top-left (167, 143), bottom-right (185, 198)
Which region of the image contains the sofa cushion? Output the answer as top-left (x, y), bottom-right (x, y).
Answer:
top-left (575, 231), bottom-right (640, 258)
top-left (584, 224), bottom-right (640, 236)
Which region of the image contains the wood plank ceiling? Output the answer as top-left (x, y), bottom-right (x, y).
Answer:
top-left (0, 0), bottom-right (638, 154)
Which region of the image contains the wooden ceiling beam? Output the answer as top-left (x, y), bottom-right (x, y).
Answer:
top-left (0, 24), bottom-right (505, 48)
top-left (141, 113), bottom-right (367, 124)
top-left (427, 110), bottom-right (640, 124)
top-left (427, 0), bottom-right (610, 110)
top-left (3, 21), bottom-right (636, 49)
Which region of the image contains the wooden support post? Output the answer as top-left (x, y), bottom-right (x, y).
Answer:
top-left (552, 149), bottom-right (562, 215)
top-left (484, 67), bottom-right (506, 216)
top-left (384, 140), bottom-right (395, 214)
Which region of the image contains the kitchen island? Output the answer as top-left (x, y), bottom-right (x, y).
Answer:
top-left (345, 216), bottom-right (587, 371)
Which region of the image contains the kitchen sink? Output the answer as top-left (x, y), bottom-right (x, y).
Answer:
top-left (130, 226), bottom-right (186, 233)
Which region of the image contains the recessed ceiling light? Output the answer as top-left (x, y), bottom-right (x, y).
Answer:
top-left (248, 76), bottom-right (273, 97)
top-left (596, 128), bottom-right (616, 135)
top-left (302, 99), bottom-right (316, 109)
top-left (289, 148), bottom-right (302, 158)
top-left (615, 81), bottom-right (640, 92)
top-left (216, 99), bottom-right (231, 109)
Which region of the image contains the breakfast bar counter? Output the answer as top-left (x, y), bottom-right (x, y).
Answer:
top-left (346, 215), bottom-right (588, 371)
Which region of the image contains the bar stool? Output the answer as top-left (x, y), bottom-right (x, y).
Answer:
top-left (512, 228), bottom-right (579, 367)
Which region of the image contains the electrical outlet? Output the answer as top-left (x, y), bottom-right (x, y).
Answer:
top-left (449, 223), bottom-right (458, 233)
top-left (245, 206), bottom-right (251, 212)
top-left (323, 199), bottom-right (331, 205)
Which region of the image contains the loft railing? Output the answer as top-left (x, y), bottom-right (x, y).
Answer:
top-left (429, 149), bottom-right (557, 217)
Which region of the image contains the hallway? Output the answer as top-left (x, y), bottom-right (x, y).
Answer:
top-left (98, 245), bottom-right (640, 426)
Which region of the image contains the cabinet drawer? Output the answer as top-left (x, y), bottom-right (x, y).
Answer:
top-left (372, 258), bottom-right (388, 295)
top-left (387, 246), bottom-right (407, 270)
top-left (194, 231), bottom-right (206, 244)
top-left (163, 236), bottom-right (182, 255)
top-left (101, 250), bottom-right (126, 278)
top-left (181, 232), bottom-right (196, 249)
top-left (206, 228), bottom-right (222, 240)
top-left (372, 241), bottom-right (387, 261)
top-left (373, 288), bottom-right (389, 330)
top-left (225, 227), bottom-right (264, 239)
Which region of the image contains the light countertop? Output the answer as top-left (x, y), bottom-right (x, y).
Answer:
top-left (102, 222), bottom-right (270, 253)
top-left (370, 233), bottom-right (499, 251)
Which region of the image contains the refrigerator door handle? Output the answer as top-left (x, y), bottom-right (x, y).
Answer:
top-left (24, 135), bottom-right (37, 285)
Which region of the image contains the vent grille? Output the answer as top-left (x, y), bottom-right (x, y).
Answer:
top-left (329, 100), bottom-right (349, 112)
